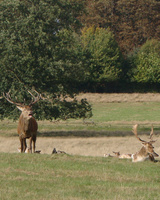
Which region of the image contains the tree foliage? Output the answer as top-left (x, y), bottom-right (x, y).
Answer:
top-left (0, 0), bottom-right (92, 120)
top-left (132, 39), bottom-right (160, 83)
top-left (79, 0), bottom-right (160, 55)
top-left (81, 27), bottom-right (124, 85)
top-left (0, 0), bottom-right (160, 113)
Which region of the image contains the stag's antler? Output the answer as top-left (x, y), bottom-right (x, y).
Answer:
top-left (149, 125), bottom-right (154, 140)
top-left (3, 92), bottom-right (23, 106)
top-left (132, 124), bottom-right (156, 144)
top-left (28, 90), bottom-right (41, 106)
top-left (132, 124), bottom-right (147, 143)
top-left (149, 124), bottom-right (157, 143)
top-left (3, 90), bottom-right (41, 106)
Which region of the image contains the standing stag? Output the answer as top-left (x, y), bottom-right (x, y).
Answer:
top-left (3, 91), bottom-right (41, 153)
top-left (132, 124), bottom-right (159, 162)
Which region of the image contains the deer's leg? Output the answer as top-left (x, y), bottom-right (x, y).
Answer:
top-left (19, 136), bottom-right (23, 153)
top-left (32, 135), bottom-right (36, 153)
top-left (23, 139), bottom-right (27, 153)
top-left (29, 137), bottom-right (32, 153)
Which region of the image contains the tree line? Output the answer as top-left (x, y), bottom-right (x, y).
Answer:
top-left (78, 0), bottom-right (160, 92)
top-left (79, 0), bottom-right (160, 55)
top-left (0, 0), bottom-right (160, 120)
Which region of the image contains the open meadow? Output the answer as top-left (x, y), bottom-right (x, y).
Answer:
top-left (0, 93), bottom-right (160, 199)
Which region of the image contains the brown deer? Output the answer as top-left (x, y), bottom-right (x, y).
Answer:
top-left (104, 152), bottom-right (120, 158)
top-left (4, 91), bottom-right (41, 153)
top-left (52, 148), bottom-right (66, 154)
top-left (113, 151), bottom-right (132, 159)
top-left (104, 151), bottom-right (132, 159)
top-left (132, 124), bottom-right (159, 162)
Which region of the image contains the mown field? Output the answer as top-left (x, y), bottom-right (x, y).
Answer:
top-left (0, 153), bottom-right (160, 200)
top-left (0, 93), bottom-right (160, 199)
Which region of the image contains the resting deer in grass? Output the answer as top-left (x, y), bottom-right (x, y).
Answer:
top-left (113, 151), bottom-right (132, 159)
top-left (4, 91), bottom-right (41, 153)
top-left (132, 124), bottom-right (159, 162)
top-left (104, 151), bottom-right (132, 159)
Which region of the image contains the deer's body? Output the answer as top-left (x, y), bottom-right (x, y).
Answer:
top-left (113, 151), bottom-right (132, 159)
top-left (132, 145), bottom-right (158, 162)
top-left (17, 106), bottom-right (38, 153)
top-left (104, 151), bottom-right (132, 159)
top-left (119, 154), bottom-right (132, 159)
top-left (132, 124), bottom-right (159, 162)
top-left (4, 91), bottom-right (40, 153)
top-left (132, 147), bottom-right (150, 162)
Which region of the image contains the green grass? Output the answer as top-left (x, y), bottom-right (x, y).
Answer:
top-left (92, 102), bottom-right (160, 122)
top-left (1, 101), bottom-right (160, 137)
top-left (1, 101), bottom-right (160, 199)
top-left (0, 153), bottom-right (160, 200)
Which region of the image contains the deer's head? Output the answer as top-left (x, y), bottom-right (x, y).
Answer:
top-left (132, 124), bottom-right (159, 157)
top-left (17, 105), bottom-right (33, 119)
top-left (3, 90), bottom-right (41, 120)
top-left (113, 151), bottom-right (120, 157)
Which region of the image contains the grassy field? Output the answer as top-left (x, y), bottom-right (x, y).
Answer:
top-left (1, 98), bottom-right (160, 199)
top-left (1, 101), bottom-right (160, 137)
top-left (0, 153), bottom-right (160, 200)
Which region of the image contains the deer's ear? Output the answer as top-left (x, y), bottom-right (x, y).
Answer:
top-left (16, 106), bottom-right (24, 111)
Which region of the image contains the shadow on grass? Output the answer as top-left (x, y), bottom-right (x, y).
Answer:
top-left (4, 130), bottom-right (153, 138)
top-left (37, 130), bottom-right (152, 138)
top-left (3, 130), bottom-right (158, 138)
top-left (3, 128), bottom-right (159, 138)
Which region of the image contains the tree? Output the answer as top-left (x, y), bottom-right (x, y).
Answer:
top-left (0, 0), bottom-right (92, 120)
top-left (81, 26), bottom-right (124, 91)
top-left (131, 39), bottom-right (160, 84)
top-left (78, 0), bottom-right (160, 55)
top-left (115, 0), bottom-right (160, 54)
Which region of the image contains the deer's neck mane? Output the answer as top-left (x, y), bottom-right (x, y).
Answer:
top-left (132, 146), bottom-right (149, 162)
top-left (137, 146), bottom-right (149, 157)
top-left (19, 113), bottom-right (33, 132)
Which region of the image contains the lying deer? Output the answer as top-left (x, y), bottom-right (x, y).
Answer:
top-left (52, 148), bottom-right (66, 154)
top-left (132, 124), bottom-right (159, 162)
top-left (104, 151), bottom-right (132, 159)
top-left (4, 90), bottom-right (41, 153)
top-left (113, 151), bottom-right (132, 159)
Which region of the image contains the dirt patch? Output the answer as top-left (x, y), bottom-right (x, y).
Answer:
top-left (77, 93), bottom-right (160, 103)
top-left (1, 135), bottom-right (160, 157)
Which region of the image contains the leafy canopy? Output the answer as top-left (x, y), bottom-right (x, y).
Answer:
top-left (81, 26), bottom-right (124, 83)
top-left (0, 0), bottom-right (92, 120)
top-left (132, 39), bottom-right (160, 83)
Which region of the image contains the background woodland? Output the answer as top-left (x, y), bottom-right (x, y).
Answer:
top-left (0, 0), bottom-right (160, 120)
